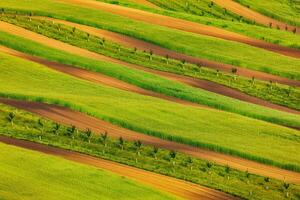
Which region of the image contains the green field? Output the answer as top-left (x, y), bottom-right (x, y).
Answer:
top-left (97, 0), bottom-right (300, 49)
top-left (1, 103), bottom-right (299, 200)
top-left (234, 0), bottom-right (300, 26)
top-left (146, 0), bottom-right (245, 21)
top-left (1, 0), bottom-right (300, 80)
top-left (0, 142), bottom-right (177, 200)
top-left (2, 14), bottom-right (298, 110)
top-left (1, 52), bottom-right (300, 171)
top-left (0, 29), bottom-right (299, 128)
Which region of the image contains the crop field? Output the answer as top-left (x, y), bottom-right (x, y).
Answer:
top-left (1, 103), bottom-right (300, 200)
top-left (1, 52), bottom-right (300, 171)
top-left (234, 0), bottom-right (300, 26)
top-left (0, 143), bottom-right (177, 200)
top-left (0, 0), bottom-right (300, 80)
top-left (0, 0), bottom-right (299, 199)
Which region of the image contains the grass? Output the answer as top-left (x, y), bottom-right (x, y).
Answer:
top-left (234, 0), bottom-right (300, 26)
top-left (3, 14), bottom-right (299, 110)
top-left (143, 0), bottom-right (246, 21)
top-left (0, 51), bottom-right (300, 172)
top-left (0, 28), bottom-right (300, 128)
top-left (0, 143), bottom-right (178, 200)
top-left (1, 103), bottom-right (300, 200)
top-left (96, 0), bottom-right (300, 50)
top-left (0, 1), bottom-right (300, 80)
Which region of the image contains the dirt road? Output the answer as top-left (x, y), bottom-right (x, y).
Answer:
top-left (58, 0), bottom-right (300, 58)
top-left (212, 0), bottom-right (299, 34)
top-left (0, 136), bottom-right (238, 200)
top-left (1, 98), bottom-right (299, 184)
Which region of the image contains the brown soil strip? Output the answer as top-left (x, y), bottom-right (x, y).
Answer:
top-left (58, 0), bottom-right (300, 59)
top-left (1, 19), bottom-right (299, 87)
top-left (0, 46), bottom-right (204, 109)
top-left (0, 136), bottom-right (239, 200)
top-left (1, 22), bottom-right (299, 115)
top-left (212, 0), bottom-right (300, 34)
top-left (1, 98), bottom-right (300, 184)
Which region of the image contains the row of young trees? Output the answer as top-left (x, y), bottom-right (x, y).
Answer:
top-left (5, 111), bottom-right (292, 197)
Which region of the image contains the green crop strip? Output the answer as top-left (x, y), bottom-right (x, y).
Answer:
top-left (0, 138), bottom-right (177, 200)
top-left (3, 14), bottom-right (300, 110)
top-left (1, 103), bottom-right (300, 200)
top-left (0, 19), bottom-right (299, 128)
top-left (234, 0), bottom-right (300, 27)
top-left (147, 0), bottom-right (249, 22)
top-left (0, 52), bottom-right (300, 172)
top-left (0, 2), bottom-right (299, 80)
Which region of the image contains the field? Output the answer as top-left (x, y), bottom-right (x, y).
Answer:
top-left (0, 0), bottom-right (300, 80)
top-left (1, 52), bottom-right (300, 171)
top-left (0, 0), bottom-right (299, 199)
top-left (0, 142), bottom-right (177, 200)
top-left (234, 0), bottom-right (300, 26)
top-left (0, 103), bottom-right (300, 200)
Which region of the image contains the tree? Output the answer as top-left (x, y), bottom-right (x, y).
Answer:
top-left (100, 131), bottom-right (108, 147)
top-left (7, 112), bottom-right (15, 126)
top-left (231, 68), bottom-right (238, 74)
top-left (85, 128), bottom-right (92, 143)
top-left (134, 140), bottom-right (142, 156)
top-left (283, 182), bottom-right (290, 198)
top-left (149, 50), bottom-right (153, 60)
top-left (186, 157), bottom-right (193, 170)
top-left (118, 137), bottom-right (124, 150)
top-left (38, 119), bottom-right (44, 134)
top-left (66, 125), bottom-right (76, 139)
top-left (153, 146), bottom-right (159, 159)
top-left (169, 150), bottom-right (177, 166)
top-left (165, 54), bottom-right (169, 64)
top-left (52, 123), bottom-right (60, 135)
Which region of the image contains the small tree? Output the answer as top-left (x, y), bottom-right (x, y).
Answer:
top-left (52, 123), bottom-right (60, 135)
top-left (85, 128), bottom-right (92, 143)
top-left (231, 68), bottom-right (237, 74)
top-left (153, 146), bottom-right (159, 159)
top-left (118, 137), bottom-right (124, 150)
top-left (283, 182), bottom-right (290, 197)
top-left (7, 112), bottom-right (15, 126)
top-left (165, 54), bottom-right (169, 64)
top-left (186, 157), bottom-right (193, 170)
top-left (134, 140), bottom-right (142, 156)
top-left (87, 33), bottom-right (90, 41)
top-left (72, 27), bottom-right (76, 34)
top-left (169, 150), bottom-right (177, 166)
top-left (66, 125), bottom-right (76, 139)
top-left (149, 50), bottom-right (153, 60)
top-left (38, 119), bottom-right (44, 134)
top-left (100, 131), bottom-right (108, 147)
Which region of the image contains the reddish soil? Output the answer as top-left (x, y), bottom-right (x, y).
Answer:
top-left (1, 98), bottom-right (300, 184)
top-left (1, 23), bottom-right (299, 115)
top-left (0, 136), bottom-right (239, 200)
top-left (59, 0), bottom-right (300, 59)
top-left (0, 46), bottom-right (204, 109)
top-left (1, 19), bottom-right (299, 87)
top-left (212, 0), bottom-right (300, 34)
